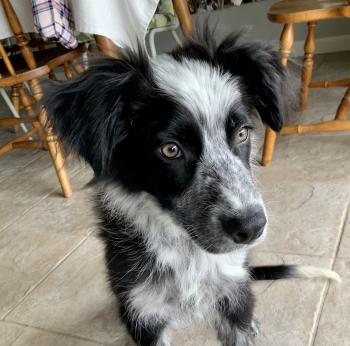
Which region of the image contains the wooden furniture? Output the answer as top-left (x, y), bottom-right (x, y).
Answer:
top-left (173, 0), bottom-right (195, 37)
top-left (0, 0), bottom-right (85, 197)
top-left (262, 0), bottom-right (350, 166)
top-left (94, 0), bottom-right (195, 58)
top-left (0, 42), bottom-right (86, 197)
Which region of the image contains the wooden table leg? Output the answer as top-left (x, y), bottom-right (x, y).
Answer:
top-left (173, 0), bottom-right (195, 38)
top-left (300, 21), bottom-right (317, 112)
top-left (335, 87), bottom-right (350, 120)
top-left (94, 35), bottom-right (119, 59)
top-left (261, 23), bottom-right (294, 166)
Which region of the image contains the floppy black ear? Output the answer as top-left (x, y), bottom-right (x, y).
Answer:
top-left (43, 54), bottom-right (152, 176)
top-left (214, 34), bottom-right (285, 131)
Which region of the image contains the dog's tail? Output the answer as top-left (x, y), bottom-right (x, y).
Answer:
top-left (249, 265), bottom-right (341, 282)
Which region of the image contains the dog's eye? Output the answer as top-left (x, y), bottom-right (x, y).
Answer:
top-left (237, 127), bottom-right (249, 143)
top-left (160, 143), bottom-right (182, 159)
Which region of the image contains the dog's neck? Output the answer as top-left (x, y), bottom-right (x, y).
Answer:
top-left (99, 182), bottom-right (249, 274)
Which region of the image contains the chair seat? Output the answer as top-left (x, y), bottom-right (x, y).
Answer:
top-left (0, 45), bottom-right (73, 76)
top-left (268, 0), bottom-right (350, 23)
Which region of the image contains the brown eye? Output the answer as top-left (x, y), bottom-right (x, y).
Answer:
top-left (160, 143), bottom-right (182, 159)
top-left (237, 127), bottom-right (249, 143)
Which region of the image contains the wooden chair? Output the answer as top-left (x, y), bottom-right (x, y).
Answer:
top-left (262, 0), bottom-right (350, 166)
top-left (0, 0), bottom-right (86, 197)
top-left (0, 42), bottom-right (86, 197)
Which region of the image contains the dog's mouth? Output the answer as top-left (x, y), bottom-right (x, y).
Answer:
top-left (184, 224), bottom-right (266, 255)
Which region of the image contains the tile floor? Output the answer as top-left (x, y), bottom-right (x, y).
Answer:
top-left (1, 51), bottom-right (350, 346)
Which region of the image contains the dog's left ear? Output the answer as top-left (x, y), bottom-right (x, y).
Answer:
top-left (214, 34), bottom-right (285, 131)
top-left (43, 55), bottom-right (152, 177)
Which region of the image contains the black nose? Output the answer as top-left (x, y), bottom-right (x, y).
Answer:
top-left (220, 210), bottom-right (267, 244)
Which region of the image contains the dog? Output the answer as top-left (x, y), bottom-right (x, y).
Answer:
top-left (44, 33), bottom-right (339, 346)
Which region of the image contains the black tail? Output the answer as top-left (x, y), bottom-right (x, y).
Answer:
top-left (249, 265), bottom-right (340, 282)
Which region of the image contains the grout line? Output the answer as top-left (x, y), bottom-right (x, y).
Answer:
top-left (0, 166), bottom-right (84, 234)
top-left (2, 320), bottom-right (113, 346)
top-left (308, 198), bottom-right (350, 346)
top-left (2, 235), bottom-right (90, 320)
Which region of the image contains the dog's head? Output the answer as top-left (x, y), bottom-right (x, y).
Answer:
top-left (44, 33), bottom-right (284, 253)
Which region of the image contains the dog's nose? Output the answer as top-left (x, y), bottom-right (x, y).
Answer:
top-left (220, 210), bottom-right (267, 244)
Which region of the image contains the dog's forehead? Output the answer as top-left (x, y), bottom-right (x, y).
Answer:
top-left (151, 55), bottom-right (241, 128)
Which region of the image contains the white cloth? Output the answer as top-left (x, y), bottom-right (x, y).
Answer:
top-left (70, 0), bottom-right (159, 49)
top-left (0, 0), bottom-right (159, 50)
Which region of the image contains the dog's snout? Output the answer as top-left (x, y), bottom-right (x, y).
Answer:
top-left (220, 210), bottom-right (267, 244)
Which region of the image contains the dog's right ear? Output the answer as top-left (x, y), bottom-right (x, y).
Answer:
top-left (43, 55), bottom-right (152, 177)
top-left (214, 33), bottom-right (285, 132)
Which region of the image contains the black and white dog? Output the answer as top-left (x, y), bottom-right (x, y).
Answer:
top-left (44, 33), bottom-right (339, 346)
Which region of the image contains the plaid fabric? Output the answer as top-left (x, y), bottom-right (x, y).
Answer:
top-left (31, 0), bottom-right (77, 48)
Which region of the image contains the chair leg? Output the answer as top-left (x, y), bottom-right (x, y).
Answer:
top-left (11, 86), bottom-right (20, 133)
top-left (148, 29), bottom-right (157, 58)
top-left (300, 21), bottom-right (317, 112)
top-left (47, 137), bottom-right (72, 197)
top-left (171, 29), bottom-right (182, 46)
top-left (261, 23), bottom-right (294, 166)
top-left (39, 109), bottom-right (72, 197)
top-left (279, 24), bottom-right (294, 66)
top-left (172, 0), bottom-right (195, 37)
top-left (262, 127), bottom-right (277, 166)
top-left (335, 87), bottom-right (350, 120)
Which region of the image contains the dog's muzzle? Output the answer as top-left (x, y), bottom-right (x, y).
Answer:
top-left (219, 209), bottom-right (267, 244)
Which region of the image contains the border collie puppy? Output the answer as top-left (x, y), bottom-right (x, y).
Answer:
top-left (44, 33), bottom-right (339, 346)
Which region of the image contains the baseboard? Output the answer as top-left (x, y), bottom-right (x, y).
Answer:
top-left (292, 34), bottom-right (350, 57)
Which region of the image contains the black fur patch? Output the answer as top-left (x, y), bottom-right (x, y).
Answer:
top-left (250, 265), bottom-right (298, 280)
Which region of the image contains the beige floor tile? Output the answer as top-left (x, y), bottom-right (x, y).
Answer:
top-left (6, 237), bottom-right (130, 345)
top-left (312, 50), bottom-right (350, 81)
top-left (0, 136), bottom-right (42, 179)
top-left (7, 166), bottom-right (98, 237)
top-left (0, 321), bottom-right (105, 346)
top-left (172, 324), bottom-right (220, 346)
top-left (250, 252), bottom-right (332, 346)
top-left (252, 134), bottom-right (350, 257)
top-left (338, 213), bottom-right (350, 259)
top-left (313, 258), bottom-right (349, 346)
top-left (255, 157), bottom-right (350, 188)
top-left (270, 132), bottom-right (350, 163)
top-left (0, 148), bottom-right (44, 173)
top-left (0, 126), bottom-right (42, 173)
top-left (0, 224), bottom-right (85, 318)
top-left (285, 88), bottom-right (346, 126)
top-left (6, 239), bottom-right (333, 346)
top-left (0, 155), bottom-right (84, 232)
top-left (255, 181), bottom-right (350, 256)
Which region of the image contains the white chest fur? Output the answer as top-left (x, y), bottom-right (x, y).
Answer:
top-left (127, 239), bottom-right (249, 327)
top-left (101, 183), bottom-right (249, 326)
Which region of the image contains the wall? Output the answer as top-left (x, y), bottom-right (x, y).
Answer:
top-left (151, 0), bottom-right (350, 56)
